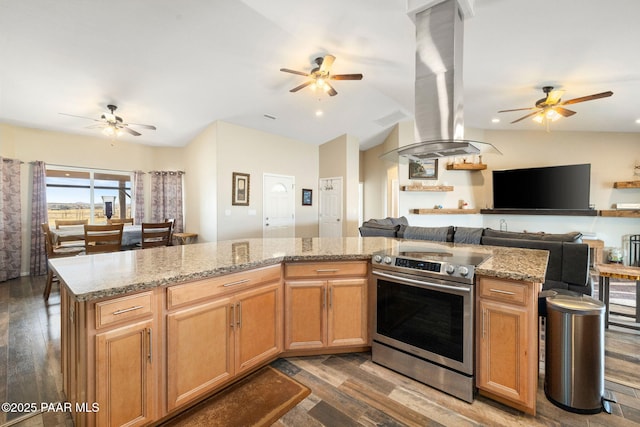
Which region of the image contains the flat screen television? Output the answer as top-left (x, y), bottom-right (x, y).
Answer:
top-left (492, 164), bottom-right (591, 210)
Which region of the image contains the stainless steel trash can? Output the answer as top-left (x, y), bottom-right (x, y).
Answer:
top-left (544, 294), bottom-right (605, 413)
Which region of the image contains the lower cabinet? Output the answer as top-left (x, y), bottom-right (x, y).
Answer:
top-left (95, 320), bottom-right (155, 427)
top-left (166, 280), bottom-right (283, 412)
top-left (475, 276), bottom-right (541, 415)
top-left (284, 261), bottom-right (368, 351)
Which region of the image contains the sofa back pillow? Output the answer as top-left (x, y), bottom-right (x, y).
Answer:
top-left (398, 225), bottom-right (454, 242)
top-left (453, 227), bottom-right (484, 245)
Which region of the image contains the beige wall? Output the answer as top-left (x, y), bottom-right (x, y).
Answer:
top-left (361, 123), bottom-right (640, 248)
top-left (215, 121), bottom-right (319, 240)
top-left (319, 134), bottom-right (360, 236)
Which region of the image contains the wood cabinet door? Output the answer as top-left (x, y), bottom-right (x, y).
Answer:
top-left (166, 297), bottom-right (234, 412)
top-left (327, 278), bottom-right (368, 347)
top-left (234, 282), bottom-right (283, 374)
top-left (477, 298), bottom-right (532, 408)
top-left (284, 280), bottom-right (326, 350)
top-left (96, 319), bottom-right (154, 427)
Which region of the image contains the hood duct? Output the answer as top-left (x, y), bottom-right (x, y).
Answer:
top-left (382, 0), bottom-right (500, 161)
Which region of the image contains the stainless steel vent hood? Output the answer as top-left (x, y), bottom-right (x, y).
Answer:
top-left (381, 0), bottom-right (500, 162)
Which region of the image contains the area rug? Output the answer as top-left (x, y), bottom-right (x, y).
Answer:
top-left (161, 366), bottom-right (310, 427)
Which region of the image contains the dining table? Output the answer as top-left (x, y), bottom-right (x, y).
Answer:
top-left (51, 224), bottom-right (143, 247)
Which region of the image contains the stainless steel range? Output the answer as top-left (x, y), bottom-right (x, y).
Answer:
top-left (371, 243), bottom-right (491, 403)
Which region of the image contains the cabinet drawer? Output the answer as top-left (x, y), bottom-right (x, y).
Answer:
top-left (479, 278), bottom-right (527, 305)
top-left (95, 292), bottom-right (153, 329)
top-left (167, 264), bottom-right (281, 309)
top-left (284, 261), bottom-right (367, 279)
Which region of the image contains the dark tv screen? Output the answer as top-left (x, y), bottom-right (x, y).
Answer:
top-left (492, 164), bottom-right (591, 210)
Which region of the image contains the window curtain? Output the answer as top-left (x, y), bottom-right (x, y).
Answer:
top-left (133, 170), bottom-right (145, 225)
top-left (150, 171), bottom-right (184, 233)
top-left (30, 161), bottom-right (48, 276)
top-left (0, 158), bottom-right (23, 282)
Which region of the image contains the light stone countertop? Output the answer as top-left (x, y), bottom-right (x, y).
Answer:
top-left (49, 237), bottom-right (549, 302)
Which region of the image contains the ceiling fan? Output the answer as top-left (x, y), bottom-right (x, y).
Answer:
top-left (280, 54), bottom-right (363, 96)
top-left (498, 86), bottom-right (613, 124)
top-left (59, 105), bottom-right (157, 137)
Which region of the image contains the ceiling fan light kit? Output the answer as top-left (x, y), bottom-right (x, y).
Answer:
top-left (498, 85), bottom-right (613, 129)
top-left (280, 54), bottom-right (363, 97)
top-left (59, 104), bottom-right (156, 138)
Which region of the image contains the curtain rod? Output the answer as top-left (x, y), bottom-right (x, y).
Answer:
top-left (2, 158), bottom-right (24, 164)
top-left (46, 163), bottom-right (135, 174)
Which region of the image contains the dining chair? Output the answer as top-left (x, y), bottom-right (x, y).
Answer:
top-left (107, 218), bottom-right (134, 225)
top-left (42, 223), bottom-right (85, 301)
top-left (84, 224), bottom-right (124, 254)
top-left (55, 219), bottom-right (88, 229)
top-left (141, 221), bottom-right (173, 249)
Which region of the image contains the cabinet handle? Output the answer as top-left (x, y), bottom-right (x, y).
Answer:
top-left (489, 288), bottom-right (515, 296)
top-left (237, 302), bottom-right (242, 329)
top-left (316, 269), bottom-right (339, 273)
top-left (323, 288), bottom-right (327, 308)
top-left (113, 305), bottom-right (144, 315)
top-left (223, 279), bottom-right (250, 287)
top-left (482, 309), bottom-right (486, 339)
top-left (147, 328), bottom-right (152, 363)
top-left (329, 287), bottom-right (333, 309)
top-left (230, 304), bottom-right (235, 329)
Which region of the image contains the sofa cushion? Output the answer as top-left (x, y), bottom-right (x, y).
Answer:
top-left (483, 228), bottom-right (582, 242)
top-left (453, 227), bottom-right (484, 245)
top-left (358, 223), bottom-right (399, 237)
top-left (398, 225), bottom-right (453, 242)
top-left (561, 243), bottom-right (590, 288)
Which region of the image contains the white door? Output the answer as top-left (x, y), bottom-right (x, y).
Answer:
top-left (263, 174), bottom-right (295, 238)
top-left (319, 177), bottom-right (342, 238)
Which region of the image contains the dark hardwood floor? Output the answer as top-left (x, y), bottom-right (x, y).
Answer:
top-left (1, 275), bottom-right (639, 426)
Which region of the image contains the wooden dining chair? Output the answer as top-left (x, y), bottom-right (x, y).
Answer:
top-left (141, 221), bottom-right (173, 249)
top-left (55, 219), bottom-right (88, 229)
top-left (84, 224), bottom-right (124, 254)
top-left (107, 218), bottom-right (134, 225)
top-left (42, 223), bottom-right (85, 301)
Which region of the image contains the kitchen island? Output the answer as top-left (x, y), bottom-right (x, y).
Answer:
top-left (50, 237), bottom-right (548, 426)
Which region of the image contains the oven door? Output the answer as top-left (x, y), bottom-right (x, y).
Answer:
top-left (372, 269), bottom-right (474, 375)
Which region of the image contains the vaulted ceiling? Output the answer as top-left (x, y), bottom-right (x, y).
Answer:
top-left (1, 0), bottom-right (638, 149)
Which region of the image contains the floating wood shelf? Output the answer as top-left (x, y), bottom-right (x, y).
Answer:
top-left (400, 185), bottom-right (454, 192)
top-left (613, 180), bottom-right (640, 189)
top-left (446, 163), bottom-right (487, 171)
top-left (599, 210), bottom-right (640, 218)
top-left (410, 208), bottom-right (480, 215)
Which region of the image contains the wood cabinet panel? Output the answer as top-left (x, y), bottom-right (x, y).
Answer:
top-left (284, 280), bottom-right (326, 349)
top-left (167, 264), bottom-right (281, 309)
top-left (166, 298), bottom-right (234, 411)
top-left (479, 278), bottom-right (527, 305)
top-left (328, 279), bottom-right (368, 347)
top-left (96, 319), bottom-right (154, 427)
top-left (95, 291), bottom-right (153, 329)
top-left (284, 261), bottom-right (367, 279)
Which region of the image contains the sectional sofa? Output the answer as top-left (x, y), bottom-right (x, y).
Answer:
top-left (359, 217), bottom-right (592, 295)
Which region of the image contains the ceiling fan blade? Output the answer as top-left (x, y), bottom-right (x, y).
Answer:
top-left (561, 91), bottom-right (613, 105)
top-left (498, 107), bottom-right (537, 113)
top-left (85, 123), bottom-right (107, 129)
top-left (289, 80), bottom-right (313, 92)
top-left (331, 74), bottom-right (363, 81)
top-left (319, 55), bottom-right (335, 73)
top-left (325, 82), bottom-right (338, 97)
top-left (121, 126), bottom-right (141, 136)
top-left (59, 112), bottom-right (101, 122)
top-left (543, 90), bottom-right (565, 105)
top-left (127, 123), bottom-right (157, 130)
top-left (510, 110), bottom-right (542, 124)
top-left (280, 68), bottom-right (309, 77)
top-left (553, 106), bottom-right (577, 117)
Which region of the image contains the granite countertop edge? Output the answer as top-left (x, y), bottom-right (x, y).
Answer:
top-left (49, 237), bottom-right (548, 302)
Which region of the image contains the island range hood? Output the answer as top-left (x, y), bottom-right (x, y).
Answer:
top-left (381, 0), bottom-right (500, 162)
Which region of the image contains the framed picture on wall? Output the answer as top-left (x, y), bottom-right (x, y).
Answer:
top-left (409, 159), bottom-right (438, 179)
top-left (302, 188), bottom-right (312, 206)
top-left (232, 172), bottom-right (250, 206)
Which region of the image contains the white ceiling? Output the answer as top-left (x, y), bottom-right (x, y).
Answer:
top-left (1, 0), bottom-right (638, 149)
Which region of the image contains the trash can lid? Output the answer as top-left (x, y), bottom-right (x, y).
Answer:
top-left (546, 294), bottom-right (605, 315)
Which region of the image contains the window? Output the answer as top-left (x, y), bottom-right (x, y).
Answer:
top-left (46, 166), bottom-right (133, 225)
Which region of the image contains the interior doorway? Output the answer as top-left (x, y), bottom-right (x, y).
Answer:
top-left (319, 177), bottom-right (342, 238)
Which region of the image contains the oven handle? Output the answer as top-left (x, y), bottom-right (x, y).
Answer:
top-left (372, 270), bottom-right (472, 293)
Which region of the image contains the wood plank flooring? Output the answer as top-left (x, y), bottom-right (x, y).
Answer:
top-left (1, 275), bottom-right (639, 426)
